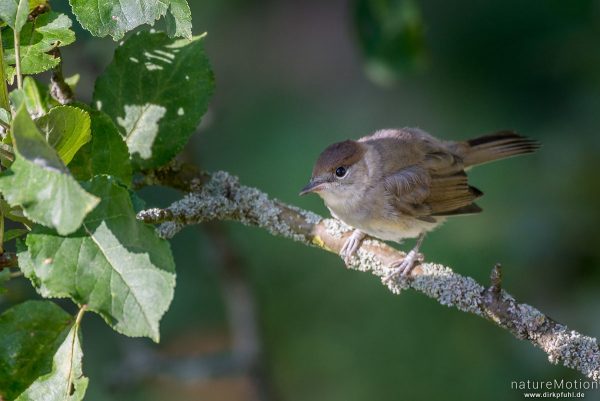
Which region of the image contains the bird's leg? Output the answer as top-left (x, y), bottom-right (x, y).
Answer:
top-left (383, 232), bottom-right (426, 282)
top-left (339, 229), bottom-right (366, 265)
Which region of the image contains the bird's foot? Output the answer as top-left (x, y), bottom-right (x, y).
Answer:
top-left (383, 249), bottom-right (424, 283)
top-left (339, 229), bottom-right (366, 265)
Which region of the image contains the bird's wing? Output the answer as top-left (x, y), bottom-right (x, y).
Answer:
top-left (382, 165), bottom-right (432, 217)
top-left (381, 130), bottom-right (483, 218)
top-left (426, 172), bottom-right (483, 216)
top-left (383, 167), bottom-right (483, 218)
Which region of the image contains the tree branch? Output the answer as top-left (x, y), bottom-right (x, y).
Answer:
top-left (48, 48), bottom-right (74, 105)
top-left (137, 165), bottom-right (600, 382)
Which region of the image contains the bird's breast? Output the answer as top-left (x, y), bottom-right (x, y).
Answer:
top-left (325, 191), bottom-right (442, 242)
top-left (321, 144), bottom-right (443, 242)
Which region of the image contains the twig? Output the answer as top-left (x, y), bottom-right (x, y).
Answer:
top-left (48, 48), bottom-right (73, 105)
top-left (28, 4), bottom-right (50, 21)
top-left (489, 263), bottom-right (503, 295)
top-left (137, 166), bottom-right (600, 381)
top-left (13, 29), bottom-right (22, 89)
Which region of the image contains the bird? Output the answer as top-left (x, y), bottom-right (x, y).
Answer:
top-left (300, 128), bottom-right (539, 280)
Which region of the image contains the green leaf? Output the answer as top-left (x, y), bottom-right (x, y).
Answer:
top-left (4, 228), bottom-right (29, 241)
top-left (0, 107), bottom-right (10, 125)
top-left (69, 0), bottom-right (194, 40)
top-left (0, 199), bottom-right (32, 225)
top-left (0, 0), bottom-right (29, 33)
top-left (0, 300), bottom-right (73, 400)
top-left (9, 78), bottom-right (59, 115)
top-left (1, 12), bottom-right (76, 80)
top-left (68, 0), bottom-right (193, 40)
top-left (22, 77), bottom-right (46, 117)
top-left (0, 106), bottom-right (99, 235)
top-left (94, 30), bottom-right (214, 169)
top-left (165, 0), bottom-right (192, 40)
top-left (354, 0), bottom-right (427, 85)
top-left (8, 88), bottom-right (26, 110)
top-left (20, 176), bottom-right (176, 341)
top-left (15, 314), bottom-right (88, 401)
top-left (35, 106), bottom-right (91, 165)
top-left (69, 107), bottom-right (132, 185)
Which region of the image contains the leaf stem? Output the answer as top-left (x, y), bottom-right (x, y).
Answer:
top-left (65, 304), bottom-right (87, 398)
top-left (75, 304), bottom-right (87, 326)
top-left (0, 29), bottom-right (10, 110)
top-left (13, 28), bottom-right (23, 90)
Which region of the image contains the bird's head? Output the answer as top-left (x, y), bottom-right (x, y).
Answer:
top-left (300, 140), bottom-right (368, 202)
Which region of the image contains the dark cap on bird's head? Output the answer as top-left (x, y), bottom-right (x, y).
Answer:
top-left (300, 140), bottom-right (366, 195)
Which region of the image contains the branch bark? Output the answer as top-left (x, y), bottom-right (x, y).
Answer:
top-left (137, 164), bottom-right (600, 382)
top-left (48, 48), bottom-right (74, 105)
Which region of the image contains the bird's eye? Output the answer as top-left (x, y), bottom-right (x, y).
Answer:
top-left (335, 166), bottom-right (347, 178)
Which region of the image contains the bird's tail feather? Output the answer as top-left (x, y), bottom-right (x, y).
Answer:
top-left (462, 131), bottom-right (540, 167)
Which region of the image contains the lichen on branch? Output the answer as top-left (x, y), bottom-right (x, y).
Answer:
top-left (136, 164), bottom-right (600, 382)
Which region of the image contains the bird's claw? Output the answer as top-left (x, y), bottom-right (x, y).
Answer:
top-left (383, 250), bottom-right (423, 283)
top-left (339, 230), bottom-right (365, 266)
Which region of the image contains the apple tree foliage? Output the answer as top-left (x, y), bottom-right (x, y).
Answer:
top-left (0, 0), bottom-right (213, 398)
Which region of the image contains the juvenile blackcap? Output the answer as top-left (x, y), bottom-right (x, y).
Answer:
top-left (300, 128), bottom-right (539, 280)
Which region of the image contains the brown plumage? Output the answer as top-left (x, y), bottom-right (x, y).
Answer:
top-left (312, 140), bottom-right (366, 177)
top-left (357, 128), bottom-right (538, 220)
top-left (301, 127), bottom-right (540, 278)
top-left (461, 130), bottom-right (540, 167)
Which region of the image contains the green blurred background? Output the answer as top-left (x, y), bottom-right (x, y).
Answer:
top-left (5, 0), bottom-right (600, 400)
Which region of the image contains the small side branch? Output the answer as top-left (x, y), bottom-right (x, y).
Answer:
top-left (48, 48), bottom-right (73, 105)
top-left (137, 167), bottom-right (600, 381)
top-left (13, 29), bottom-right (23, 89)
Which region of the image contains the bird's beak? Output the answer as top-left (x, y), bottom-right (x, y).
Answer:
top-left (299, 179), bottom-right (327, 196)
